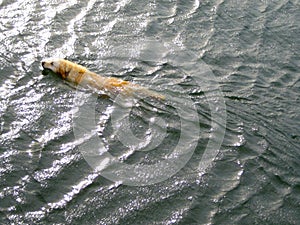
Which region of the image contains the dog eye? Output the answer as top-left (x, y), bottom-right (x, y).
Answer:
top-left (50, 62), bottom-right (54, 66)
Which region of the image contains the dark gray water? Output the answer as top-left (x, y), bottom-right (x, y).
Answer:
top-left (1, 0), bottom-right (299, 224)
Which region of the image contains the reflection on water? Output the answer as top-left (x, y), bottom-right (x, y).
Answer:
top-left (1, 0), bottom-right (300, 224)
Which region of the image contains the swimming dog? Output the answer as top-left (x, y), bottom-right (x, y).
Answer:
top-left (41, 58), bottom-right (165, 100)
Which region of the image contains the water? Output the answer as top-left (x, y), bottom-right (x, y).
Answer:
top-left (0, 0), bottom-right (299, 224)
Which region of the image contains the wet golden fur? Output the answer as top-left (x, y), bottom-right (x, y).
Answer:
top-left (42, 58), bottom-right (165, 99)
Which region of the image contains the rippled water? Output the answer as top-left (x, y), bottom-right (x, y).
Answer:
top-left (1, 0), bottom-right (300, 224)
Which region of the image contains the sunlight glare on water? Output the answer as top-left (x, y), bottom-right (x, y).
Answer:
top-left (0, 0), bottom-right (300, 224)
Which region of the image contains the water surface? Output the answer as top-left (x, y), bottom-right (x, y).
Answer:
top-left (0, 0), bottom-right (299, 224)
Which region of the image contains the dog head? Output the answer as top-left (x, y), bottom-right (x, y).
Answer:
top-left (41, 58), bottom-right (62, 72)
top-left (41, 58), bottom-right (63, 75)
top-left (42, 58), bottom-right (88, 82)
top-left (42, 58), bottom-right (75, 79)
